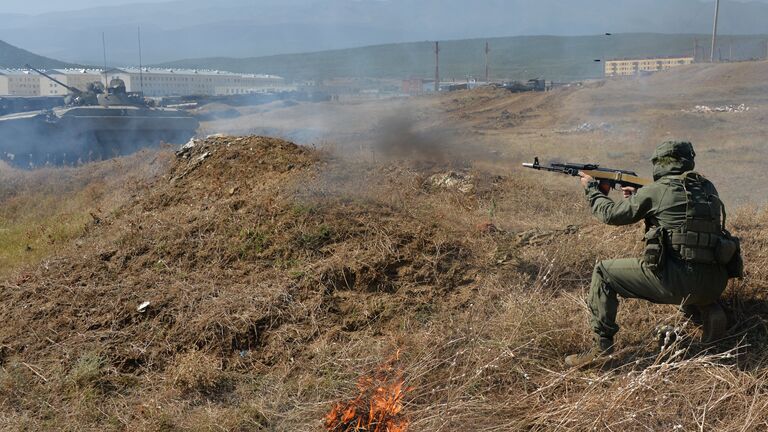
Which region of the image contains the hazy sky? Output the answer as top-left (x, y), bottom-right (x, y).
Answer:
top-left (5, 0), bottom-right (768, 15)
top-left (2, 0), bottom-right (176, 14)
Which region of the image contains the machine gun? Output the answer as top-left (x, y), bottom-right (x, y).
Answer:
top-left (523, 157), bottom-right (652, 193)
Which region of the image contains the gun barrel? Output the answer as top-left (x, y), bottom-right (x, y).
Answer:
top-left (25, 64), bottom-right (83, 95)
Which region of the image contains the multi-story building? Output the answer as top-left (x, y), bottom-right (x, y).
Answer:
top-left (39, 69), bottom-right (105, 96)
top-left (107, 68), bottom-right (288, 97)
top-left (1, 68), bottom-right (289, 97)
top-left (0, 69), bottom-right (42, 96)
top-left (605, 57), bottom-right (694, 77)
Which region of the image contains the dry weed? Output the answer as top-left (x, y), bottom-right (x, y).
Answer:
top-left (169, 350), bottom-right (227, 395)
top-left (0, 135), bottom-right (766, 431)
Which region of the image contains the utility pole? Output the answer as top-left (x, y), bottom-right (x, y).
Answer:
top-left (102, 32), bottom-right (108, 88)
top-left (138, 25), bottom-right (144, 95)
top-left (434, 41), bottom-right (440, 93)
top-left (710, 0), bottom-right (720, 63)
top-left (729, 39), bottom-right (733, 62)
top-left (485, 41), bottom-right (490, 83)
top-left (693, 38), bottom-right (698, 62)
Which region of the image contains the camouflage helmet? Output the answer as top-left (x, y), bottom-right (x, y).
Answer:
top-left (651, 141), bottom-right (695, 163)
top-left (651, 141), bottom-right (696, 179)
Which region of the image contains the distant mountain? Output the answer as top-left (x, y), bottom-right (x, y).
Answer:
top-left (0, 40), bottom-right (79, 69)
top-left (1, 0), bottom-right (768, 65)
top-left (155, 33), bottom-right (768, 82)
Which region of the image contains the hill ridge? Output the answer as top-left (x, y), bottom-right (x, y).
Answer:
top-left (4, 0), bottom-right (768, 64)
top-left (0, 39), bottom-right (78, 69)
top-left (154, 33), bottom-right (768, 82)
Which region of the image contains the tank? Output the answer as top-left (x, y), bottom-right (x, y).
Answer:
top-left (0, 66), bottom-right (199, 169)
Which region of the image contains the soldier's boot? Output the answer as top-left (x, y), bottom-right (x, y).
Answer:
top-left (699, 303), bottom-right (728, 343)
top-left (564, 337), bottom-right (614, 368)
top-left (680, 305), bottom-right (703, 325)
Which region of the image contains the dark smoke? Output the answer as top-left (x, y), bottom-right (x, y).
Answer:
top-left (370, 112), bottom-right (455, 166)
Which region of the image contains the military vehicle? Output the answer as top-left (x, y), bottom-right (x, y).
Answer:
top-left (0, 66), bottom-right (199, 169)
top-left (496, 78), bottom-right (547, 93)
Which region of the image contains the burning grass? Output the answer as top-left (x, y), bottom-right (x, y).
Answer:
top-left (325, 351), bottom-right (410, 432)
top-left (0, 135), bottom-right (767, 430)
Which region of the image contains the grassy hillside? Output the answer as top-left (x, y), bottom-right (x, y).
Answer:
top-left (0, 134), bottom-right (766, 430)
top-left (0, 40), bottom-right (78, 69)
top-left (0, 152), bottom-right (171, 278)
top-left (157, 33), bottom-right (768, 82)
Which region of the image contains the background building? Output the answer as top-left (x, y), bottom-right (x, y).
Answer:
top-left (39, 69), bottom-right (104, 96)
top-left (605, 57), bottom-right (694, 77)
top-left (0, 68), bottom-right (289, 97)
top-left (401, 78), bottom-right (435, 95)
top-left (0, 69), bottom-right (41, 96)
top-left (107, 68), bottom-right (289, 97)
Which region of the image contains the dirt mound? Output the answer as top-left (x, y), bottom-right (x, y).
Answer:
top-left (0, 136), bottom-right (483, 427)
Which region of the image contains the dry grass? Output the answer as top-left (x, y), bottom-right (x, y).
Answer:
top-left (3, 62), bottom-right (768, 432)
top-left (0, 134), bottom-right (765, 431)
top-left (0, 150), bottom-right (172, 278)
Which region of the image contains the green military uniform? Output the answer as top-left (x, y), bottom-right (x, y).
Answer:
top-left (567, 141), bottom-right (730, 366)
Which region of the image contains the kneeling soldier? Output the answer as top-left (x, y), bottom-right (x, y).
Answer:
top-left (566, 141), bottom-right (737, 368)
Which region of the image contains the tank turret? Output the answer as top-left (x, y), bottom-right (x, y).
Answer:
top-left (0, 65), bottom-right (199, 168)
top-left (97, 78), bottom-right (145, 107)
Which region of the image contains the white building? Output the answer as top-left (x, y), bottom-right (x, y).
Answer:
top-left (1, 67), bottom-right (289, 97)
top-left (107, 68), bottom-right (289, 97)
top-left (0, 69), bottom-right (41, 96)
top-left (40, 69), bottom-right (105, 96)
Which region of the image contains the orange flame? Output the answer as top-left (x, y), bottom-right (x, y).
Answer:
top-left (325, 352), bottom-right (411, 432)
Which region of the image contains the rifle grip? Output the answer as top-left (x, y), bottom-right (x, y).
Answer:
top-left (598, 181), bottom-right (612, 196)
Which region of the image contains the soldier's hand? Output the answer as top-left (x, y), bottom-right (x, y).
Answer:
top-left (578, 171), bottom-right (594, 188)
top-left (621, 187), bottom-right (637, 198)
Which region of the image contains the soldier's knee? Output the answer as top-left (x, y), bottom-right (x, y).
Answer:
top-left (591, 261), bottom-right (608, 285)
top-left (594, 260), bottom-right (611, 274)
top-left (589, 261), bottom-right (615, 297)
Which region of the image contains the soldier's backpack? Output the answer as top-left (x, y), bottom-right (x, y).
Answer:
top-left (668, 172), bottom-right (743, 278)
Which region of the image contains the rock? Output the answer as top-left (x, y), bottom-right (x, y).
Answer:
top-left (683, 104), bottom-right (749, 114)
top-left (426, 171), bottom-right (475, 193)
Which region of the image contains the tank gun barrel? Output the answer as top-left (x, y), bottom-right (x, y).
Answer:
top-left (25, 64), bottom-right (83, 95)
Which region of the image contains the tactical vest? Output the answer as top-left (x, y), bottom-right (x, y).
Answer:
top-left (666, 172), bottom-right (723, 264)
